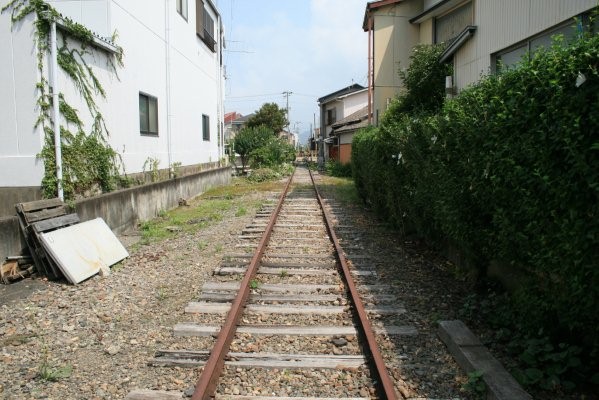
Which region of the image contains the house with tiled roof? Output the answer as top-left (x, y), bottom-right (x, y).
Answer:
top-left (330, 106), bottom-right (370, 164)
top-left (363, 0), bottom-right (597, 125)
top-left (317, 84), bottom-right (367, 166)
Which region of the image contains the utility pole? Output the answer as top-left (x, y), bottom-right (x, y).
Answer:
top-left (282, 91), bottom-right (292, 131)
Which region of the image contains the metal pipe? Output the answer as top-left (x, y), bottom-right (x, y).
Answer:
top-left (192, 168), bottom-right (296, 399)
top-left (50, 19), bottom-right (64, 200)
top-left (165, 0), bottom-right (173, 177)
top-left (367, 17), bottom-right (373, 125)
top-left (310, 168), bottom-right (398, 400)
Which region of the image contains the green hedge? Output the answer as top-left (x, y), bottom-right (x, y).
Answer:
top-left (352, 33), bottom-right (599, 383)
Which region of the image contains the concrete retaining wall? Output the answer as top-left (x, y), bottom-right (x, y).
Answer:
top-left (0, 166), bottom-right (230, 262)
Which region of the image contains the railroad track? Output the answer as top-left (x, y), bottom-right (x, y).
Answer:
top-left (127, 166), bottom-right (418, 400)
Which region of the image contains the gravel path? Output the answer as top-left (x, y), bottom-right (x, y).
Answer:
top-left (0, 173), bottom-right (475, 399)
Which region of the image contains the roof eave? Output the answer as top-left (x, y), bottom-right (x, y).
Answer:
top-left (439, 25), bottom-right (476, 63)
top-left (410, 0), bottom-right (469, 24)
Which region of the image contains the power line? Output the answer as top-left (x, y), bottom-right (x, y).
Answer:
top-left (227, 92), bottom-right (283, 99)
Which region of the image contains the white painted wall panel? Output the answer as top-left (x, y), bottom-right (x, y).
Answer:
top-left (47, 0), bottom-right (110, 38)
top-left (1, 0), bottom-right (224, 187)
top-left (0, 12), bottom-right (44, 186)
top-left (341, 91), bottom-right (368, 117)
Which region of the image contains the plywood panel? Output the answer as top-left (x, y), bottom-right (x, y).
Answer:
top-left (40, 218), bottom-right (128, 284)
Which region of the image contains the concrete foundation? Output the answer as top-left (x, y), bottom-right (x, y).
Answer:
top-left (0, 166), bottom-right (230, 262)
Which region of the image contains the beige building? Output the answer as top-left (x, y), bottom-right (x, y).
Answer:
top-left (317, 84), bottom-right (367, 166)
top-left (364, 0), bottom-right (597, 125)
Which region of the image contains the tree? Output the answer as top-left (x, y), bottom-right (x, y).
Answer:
top-left (391, 43), bottom-right (453, 116)
top-left (246, 103), bottom-right (288, 134)
top-left (251, 138), bottom-right (296, 167)
top-left (231, 126), bottom-right (272, 171)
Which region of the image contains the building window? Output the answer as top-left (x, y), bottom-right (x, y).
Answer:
top-left (435, 1), bottom-right (472, 44)
top-left (202, 114), bottom-right (210, 141)
top-left (176, 0), bottom-right (188, 21)
top-left (196, 0), bottom-right (216, 52)
top-left (139, 93), bottom-right (158, 136)
top-left (493, 14), bottom-right (592, 72)
top-left (326, 108), bottom-right (336, 125)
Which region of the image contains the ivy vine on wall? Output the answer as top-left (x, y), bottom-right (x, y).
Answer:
top-left (2, 0), bottom-right (125, 200)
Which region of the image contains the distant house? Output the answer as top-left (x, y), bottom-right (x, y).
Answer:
top-left (278, 130), bottom-right (298, 148)
top-left (224, 111), bottom-right (242, 152)
top-left (231, 113), bottom-right (254, 134)
top-left (330, 106), bottom-right (370, 165)
top-left (317, 84), bottom-right (367, 165)
top-left (1, 0), bottom-right (225, 208)
top-left (364, 0), bottom-right (597, 125)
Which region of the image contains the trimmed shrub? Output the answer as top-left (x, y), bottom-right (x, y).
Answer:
top-left (325, 160), bottom-right (352, 177)
top-left (352, 31), bottom-right (599, 387)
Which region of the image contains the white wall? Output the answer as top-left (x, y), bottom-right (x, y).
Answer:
top-left (0, 0), bottom-right (224, 187)
top-left (341, 90), bottom-right (368, 117)
top-left (0, 12), bottom-right (44, 186)
top-left (46, 0), bottom-right (111, 37)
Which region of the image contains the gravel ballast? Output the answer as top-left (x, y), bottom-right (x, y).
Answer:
top-left (0, 174), bottom-right (476, 399)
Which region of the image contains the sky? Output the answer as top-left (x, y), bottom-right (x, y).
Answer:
top-left (213, 0), bottom-right (369, 144)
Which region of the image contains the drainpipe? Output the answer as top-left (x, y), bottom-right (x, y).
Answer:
top-left (217, 13), bottom-right (224, 161)
top-left (165, 0), bottom-right (173, 177)
top-left (50, 19), bottom-right (64, 200)
top-left (367, 16), bottom-right (373, 125)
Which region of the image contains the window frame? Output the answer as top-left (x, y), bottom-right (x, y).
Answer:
top-left (139, 92), bottom-right (159, 136)
top-left (202, 114), bottom-right (210, 141)
top-left (196, 0), bottom-right (216, 52)
top-left (433, 1), bottom-right (473, 44)
top-left (326, 108), bottom-right (337, 126)
top-left (492, 14), bottom-right (590, 73)
top-left (176, 0), bottom-right (188, 21)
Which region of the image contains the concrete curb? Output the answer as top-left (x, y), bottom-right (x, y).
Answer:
top-left (438, 320), bottom-right (532, 400)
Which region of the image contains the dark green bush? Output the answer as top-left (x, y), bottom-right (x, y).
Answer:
top-left (352, 32), bottom-right (599, 388)
top-left (325, 160), bottom-right (352, 177)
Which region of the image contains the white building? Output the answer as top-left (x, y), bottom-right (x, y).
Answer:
top-left (317, 84), bottom-right (367, 165)
top-left (1, 0), bottom-right (225, 199)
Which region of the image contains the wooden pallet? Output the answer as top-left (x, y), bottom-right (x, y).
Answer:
top-left (15, 198), bottom-right (80, 280)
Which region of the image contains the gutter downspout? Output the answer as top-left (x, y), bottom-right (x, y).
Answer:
top-left (217, 13), bottom-right (224, 162)
top-left (50, 19), bottom-right (64, 200)
top-left (367, 16), bottom-right (373, 125)
top-left (165, 0), bottom-right (173, 177)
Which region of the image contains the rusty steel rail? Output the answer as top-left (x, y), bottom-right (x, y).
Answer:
top-left (191, 168), bottom-right (296, 400)
top-left (309, 169), bottom-right (399, 400)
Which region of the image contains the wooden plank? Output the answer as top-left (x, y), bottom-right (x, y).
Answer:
top-left (239, 235), bottom-right (328, 241)
top-left (199, 291), bottom-right (396, 304)
top-left (350, 270), bottom-right (376, 277)
top-left (202, 282), bottom-right (339, 293)
top-left (264, 254), bottom-right (333, 259)
top-left (438, 320), bottom-right (532, 400)
top-left (151, 350), bottom-right (365, 369)
top-left (260, 261), bottom-right (336, 269)
top-left (185, 302), bottom-right (346, 315)
top-left (18, 198), bottom-right (64, 213)
top-left (217, 396), bottom-right (368, 400)
top-left (360, 284), bottom-right (392, 292)
top-left (199, 292), bottom-right (344, 302)
top-left (185, 302), bottom-right (405, 315)
top-left (24, 206), bottom-right (67, 223)
top-left (343, 255), bottom-right (372, 260)
top-left (214, 267), bottom-right (337, 276)
top-left (31, 213), bottom-right (80, 233)
top-left (174, 324), bottom-right (417, 337)
top-left (125, 390), bottom-right (183, 399)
